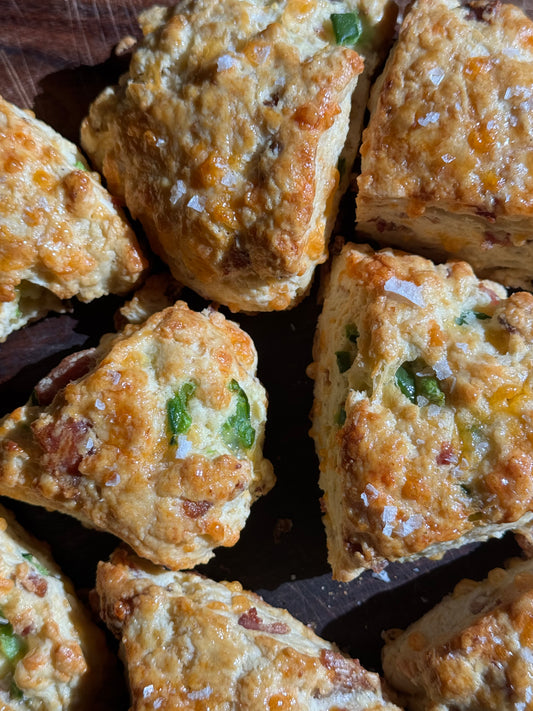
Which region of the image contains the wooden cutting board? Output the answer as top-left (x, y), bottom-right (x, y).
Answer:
top-left (0, 0), bottom-right (526, 689)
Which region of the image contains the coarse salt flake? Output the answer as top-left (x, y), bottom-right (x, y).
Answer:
top-left (105, 472), bottom-right (121, 487)
top-left (170, 180), bottom-right (186, 205)
top-left (382, 505), bottom-right (397, 537)
top-left (143, 685), bottom-right (154, 698)
top-left (384, 277), bottom-right (426, 307)
top-left (188, 686), bottom-right (212, 700)
top-left (95, 398), bottom-right (105, 411)
top-left (428, 67), bottom-right (445, 86)
top-left (175, 435), bottom-right (193, 459)
top-left (418, 111), bottom-right (440, 126)
top-left (433, 355), bottom-right (453, 380)
top-left (220, 171), bottom-right (238, 188)
top-left (217, 54), bottom-right (237, 71)
top-left (456, 342), bottom-right (468, 352)
top-left (397, 514), bottom-right (424, 537)
top-left (372, 569), bottom-right (390, 582)
top-left (441, 153), bottom-right (455, 163)
top-left (187, 194), bottom-right (205, 212)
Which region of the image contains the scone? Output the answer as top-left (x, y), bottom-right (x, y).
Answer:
top-left (356, 0), bottom-right (533, 291)
top-left (308, 243), bottom-right (533, 581)
top-left (96, 547), bottom-right (402, 711)
top-left (81, 0), bottom-right (396, 312)
top-left (0, 302), bottom-right (274, 570)
top-left (0, 502), bottom-right (119, 710)
top-left (382, 557), bottom-right (533, 710)
top-left (0, 95), bottom-right (147, 342)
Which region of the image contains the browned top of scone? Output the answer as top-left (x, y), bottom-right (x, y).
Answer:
top-left (81, 0), bottom-right (366, 311)
top-left (382, 558), bottom-right (533, 710)
top-left (0, 95), bottom-right (146, 305)
top-left (310, 244), bottom-right (533, 578)
top-left (0, 302), bottom-right (274, 570)
top-left (96, 547), bottom-right (401, 711)
top-left (357, 0), bottom-right (533, 218)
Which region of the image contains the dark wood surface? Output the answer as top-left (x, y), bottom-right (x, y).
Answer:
top-left (0, 0), bottom-right (528, 692)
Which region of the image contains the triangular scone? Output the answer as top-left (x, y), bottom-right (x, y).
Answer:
top-left (0, 503), bottom-right (120, 710)
top-left (81, 0), bottom-right (395, 313)
top-left (0, 302), bottom-right (274, 570)
top-left (96, 548), bottom-right (402, 711)
top-left (356, 0), bottom-right (533, 291)
top-left (309, 243), bottom-right (533, 581)
top-left (0, 95), bottom-right (147, 342)
top-left (382, 557), bottom-right (533, 710)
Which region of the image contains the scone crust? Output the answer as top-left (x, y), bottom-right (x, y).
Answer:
top-left (0, 302), bottom-right (274, 570)
top-left (81, 0), bottom-right (367, 312)
top-left (356, 0), bottom-right (533, 289)
top-left (0, 503), bottom-right (117, 710)
top-left (309, 243), bottom-right (533, 580)
top-left (382, 557), bottom-right (533, 711)
top-left (96, 547), bottom-right (401, 711)
top-left (0, 95), bottom-right (146, 340)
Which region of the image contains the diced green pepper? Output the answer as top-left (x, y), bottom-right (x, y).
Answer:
top-left (455, 310), bottom-right (491, 325)
top-left (0, 615), bottom-right (25, 663)
top-left (345, 323), bottom-right (359, 344)
top-left (335, 406), bottom-right (347, 427)
top-left (418, 375), bottom-right (445, 406)
top-left (395, 365), bottom-right (416, 403)
top-left (74, 159), bottom-right (86, 170)
top-left (221, 380), bottom-right (255, 451)
top-left (22, 553), bottom-right (49, 576)
top-left (167, 382), bottom-right (197, 443)
top-left (331, 12), bottom-right (363, 45)
top-left (335, 350), bottom-right (353, 374)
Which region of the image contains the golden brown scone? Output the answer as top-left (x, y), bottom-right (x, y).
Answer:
top-left (0, 95), bottom-right (147, 342)
top-left (0, 503), bottom-right (119, 710)
top-left (81, 0), bottom-right (395, 312)
top-left (96, 547), bottom-right (402, 711)
top-left (382, 557), bottom-right (533, 710)
top-left (356, 0), bottom-right (533, 291)
top-left (0, 302), bottom-right (274, 570)
top-left (308, 243), bottom-right (533, 581)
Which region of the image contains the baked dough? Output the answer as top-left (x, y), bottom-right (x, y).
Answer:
top-left (308, 243), bottom-right (533, 581)
top-left (356, 0), bottom-right (533, 291)
top-left (382, 556), bottom-right (533, 710)
top-left (0, 302), bottom-right (274, 570)
top-left (96, 547), bottom-right (402, 711)
top-left (0, 95), bottom-right (147, 342)
top-left (0, 503), bottom-right (118, 710)
top-left (81, 0), bottom-right (395, 312)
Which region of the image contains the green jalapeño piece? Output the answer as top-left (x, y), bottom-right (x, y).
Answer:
top-left (331, 12), bottom-right (363, 46)
top-left (167, 382), bottom-right (197, 444)
top-left (221, 380), bottom-right (255, 451)
top-left (395, 360), bottom-right (446, 406)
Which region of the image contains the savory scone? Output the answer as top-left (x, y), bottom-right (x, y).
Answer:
top-left (0, 94), bottom-right (147, 342)
top-left (0, 302), bottom-right (274, 570)
top-left (0, 502), bottom-right (119, 710)
top-left (96, 547), bottom-right (402, 711)
top-left (81, 0), bottom-right (396, 312)
top-left (308, 243), bottom-right (533, 581)
top-left (356, 0), bottom-right (533, 291)
top-left (382, 557), bottom-right (533, 710)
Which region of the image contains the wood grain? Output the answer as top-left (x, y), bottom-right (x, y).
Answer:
top-left (0, 0), bottom-right (527, 694)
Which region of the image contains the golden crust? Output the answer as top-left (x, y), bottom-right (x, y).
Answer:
top-left (0, 302), bottom-right (274, 570)
top-left (0, 503), bottom-right (118, 710)
top-left (0, 95), bottom-right (147, 341)
top-left (309, 243), bottom-right (533, 581)
top-left (356, 0), bottom-right (533, 290)
top-left (79, 0), bottom-right (399, 312)
top-left (96, 547), bottom-right (401, 711)
top-left (382, 557), bottom-right (533, 710)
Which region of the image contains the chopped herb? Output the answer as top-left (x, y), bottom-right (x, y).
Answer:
top-left (455, 310), bottom-right (491, 325)
top-left (221, 380), bottom-right (255, 451)
top-left (331, 11), bottom-right (362, 46)
top-left (335, 406), bottom-right (347, 426)
top-left (74, 159), bottom-right (86, 170)
top-left (335, 350), bottom-right (353, 374)
top-left (22, 553), bottom-right (49, 576)
top-left (345, 323), bottom-right (359, 344)
top-left (167, 382), bottom-right (197, 443)
top-left (0, 614), bottom-right (25, 663)
top-left (395, 359), bottom-right (446, 406)
top-left (337, 156), bottom-right (346, 178)
top-left (395, 365), bottom-right (416, 403)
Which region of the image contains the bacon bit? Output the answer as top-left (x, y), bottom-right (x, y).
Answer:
top-left (182, 499), bottom-right (212, 519)
top-left (319, 649), bottom-right (377, 691)
top-left (462, 0), bottom-right (501, 22)
top-left (33, 416), bottom-right (95, 477)
top-left (437, 443), bottom-right (458, 466)
top-left (498, 314), bottom-right (518, 334)
top-left (238, 608), bottom-right (290, 634)
top-left (20, 570), bottom-right (48, 598)
top-left (33, 348), bottom-right (98, 406)
top-left (480, 284), bottom-right (501, 305)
